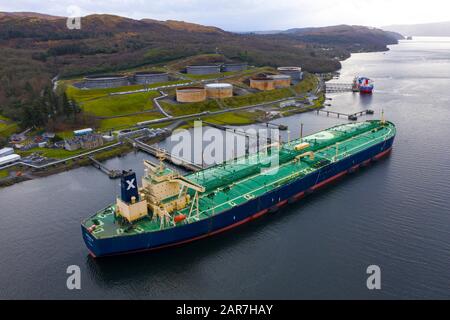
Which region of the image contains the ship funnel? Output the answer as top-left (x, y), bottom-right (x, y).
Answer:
top-left (120, 170), bottom-right (139, 204)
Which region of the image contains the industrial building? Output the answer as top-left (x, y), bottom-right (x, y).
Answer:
top-left (277, 67), bottom-right (303, 80)
top-left (222, 63), bottom-right (248, 72)
top-left (0, 147), bottom-right (14, 158)
top-left (73, 128), bottom-right (93, 136)
top-left (250, 76), bottom-right (275, 91)
top-left (176, 87), bottom-right (207, 103)
top-left (186, 65), bottom-right (221, 75)
top-left (0, 154), bottom-right (21, 167)
top-left (205, 83), bottom-right (233, 99)
top-left (64, 133), bottom-right (104, 151)
top-left (135, 71), bottom-right (169, 85)
top-left (268, 74), bottom-right (291, 88)
top-left (81, 75), bottom-right (129, 89)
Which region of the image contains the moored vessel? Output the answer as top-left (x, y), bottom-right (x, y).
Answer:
top-left (353, 76), bottom-right (374, 94)
top-left (82, 120), bottom-right (396, 257)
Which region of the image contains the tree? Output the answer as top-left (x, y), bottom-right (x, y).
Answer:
top-left (61, 92), bottom-right (71, 119)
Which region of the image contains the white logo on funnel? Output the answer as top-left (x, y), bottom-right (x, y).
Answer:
top-left (126, 178), bottom-right (136, 190)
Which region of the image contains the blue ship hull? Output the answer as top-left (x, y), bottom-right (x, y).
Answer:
top-left (82, 136), bottom-right (395, 257)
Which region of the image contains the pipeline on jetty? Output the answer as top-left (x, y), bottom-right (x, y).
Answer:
top-left (130, 137), bottom-right (202, 172)
top-left (88, 156), bottom-right (123, 179)
top-left (325, 83), bottom-right (354, 93)
top-left (316, 109), bottom-right (375, 121)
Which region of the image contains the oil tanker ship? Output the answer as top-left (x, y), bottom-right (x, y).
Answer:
top-left (82, 120), bottom-right (396, 257)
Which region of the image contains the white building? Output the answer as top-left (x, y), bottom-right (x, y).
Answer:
top-left (0, 154), bottom-right (21, 166)
top-left (0, 147), bottom-right (14, 157)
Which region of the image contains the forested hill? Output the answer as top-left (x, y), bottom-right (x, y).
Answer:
top-left (0, 12), bottom-right (401, 127)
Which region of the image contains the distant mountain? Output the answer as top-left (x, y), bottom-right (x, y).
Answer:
top-left (241, 30), bottom-right (283, 35)
top-left (0, 11), bottom-right (62, 20)
top-left (246, 25), bottom-right (403, 51)
top-left (142, 19), bottom-right (224, 33)
top-left (281, 25), bottom-right (403, 49)
top-left (382, 21), bottom-right (450, 37)
top-left (0, 12), bottom-right (402, 125)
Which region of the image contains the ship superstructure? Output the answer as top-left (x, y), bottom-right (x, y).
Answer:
top-left (82, 120), bottom-right (396, 257)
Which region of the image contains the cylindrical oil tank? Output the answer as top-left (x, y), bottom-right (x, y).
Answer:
top-left (205, 83), bottom-right (233, 99)
top-left (250, 76), bottom-right (275, 91)
top-left (176, 87), bottom-right (207, 103)
top-left (277, 67), bottom-right (303, 80)
top-left (186, 65), bottom-right (221, 75)
top-left (222, 63), bottom-right (248, 72)
top-left (269, 75), bottom-right (291, 88)
top-left (82, 74), bottom-right (129, 89)
top-left (134, 71), bottom-right (169, 84)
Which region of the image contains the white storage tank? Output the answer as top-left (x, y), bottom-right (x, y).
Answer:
top-left (277, 67), bottom-right (303, 80)
top-left (205, 83), bottom-right (233, 99)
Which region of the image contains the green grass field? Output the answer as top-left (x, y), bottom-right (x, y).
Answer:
top-left (222, 88), bottom-right (294, 108)
top-left (160, 100), bottom-right (221, 117)
top-left (0, 169), bottom-right (9, 179)
top-left (80, 91), bottom-right (160, 117)
top-left (66, 80), bottom-right (190, 103)
top-left (183, 71), bottom-right (236, 80)
top-left (292, 73), bottom-right (318, 94)
top-left (202, 111), bottom-right (263, 125)
top-left (17, 141), bottom-right (118, 159)
top-left (17, 147), bottom-right (86, 159)
top-left (99, 112), bottom-right (163, 131)
top-left (0, 115), bottom-right (19, 138)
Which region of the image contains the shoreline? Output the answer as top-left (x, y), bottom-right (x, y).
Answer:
top-left (0, 98), bottom-right (325, 189)
top-left (0, 41), bottom-right (394, 189)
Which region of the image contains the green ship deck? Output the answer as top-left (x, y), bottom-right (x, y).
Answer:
top-left (83, 120), bottom-right (396, 239)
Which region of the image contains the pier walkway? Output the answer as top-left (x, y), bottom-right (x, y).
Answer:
top-left (88, 156), bottom-right (123, 179)
top-left (325, 83), bottom-right (354, 93)
top-left (131, 137), bottom-right (202, 172)
top-left (316, 109), bottom-right (375, 120)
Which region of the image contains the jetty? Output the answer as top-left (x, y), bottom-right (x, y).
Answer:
top-left (88, 156), bottom-right (123, 179)
top-left (132, 138), bottom-right (202, 172)
top-left (325, 83), bottom-right (354, 93)
top-left (316, 109), bottom-right (375, 121)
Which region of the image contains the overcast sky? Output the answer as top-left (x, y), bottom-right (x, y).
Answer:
top-left (1, 0), bottom-right (449, 31)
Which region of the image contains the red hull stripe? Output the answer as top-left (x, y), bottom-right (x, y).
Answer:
top-left (374, 147), bottom-right (392, 159)
top-left (94, 147), bottom-right (393, 258)
top-left (311, 171), bottom-right (347, 191)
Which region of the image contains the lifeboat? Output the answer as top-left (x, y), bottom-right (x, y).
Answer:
top-left (174, 214), bottom-right (187, 223)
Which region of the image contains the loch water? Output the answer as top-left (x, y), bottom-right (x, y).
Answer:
top-left (1, 37), bottom-right (450, 299)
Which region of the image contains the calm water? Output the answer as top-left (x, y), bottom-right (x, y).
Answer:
top-left (1, 37), bottom-right (450, 299)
